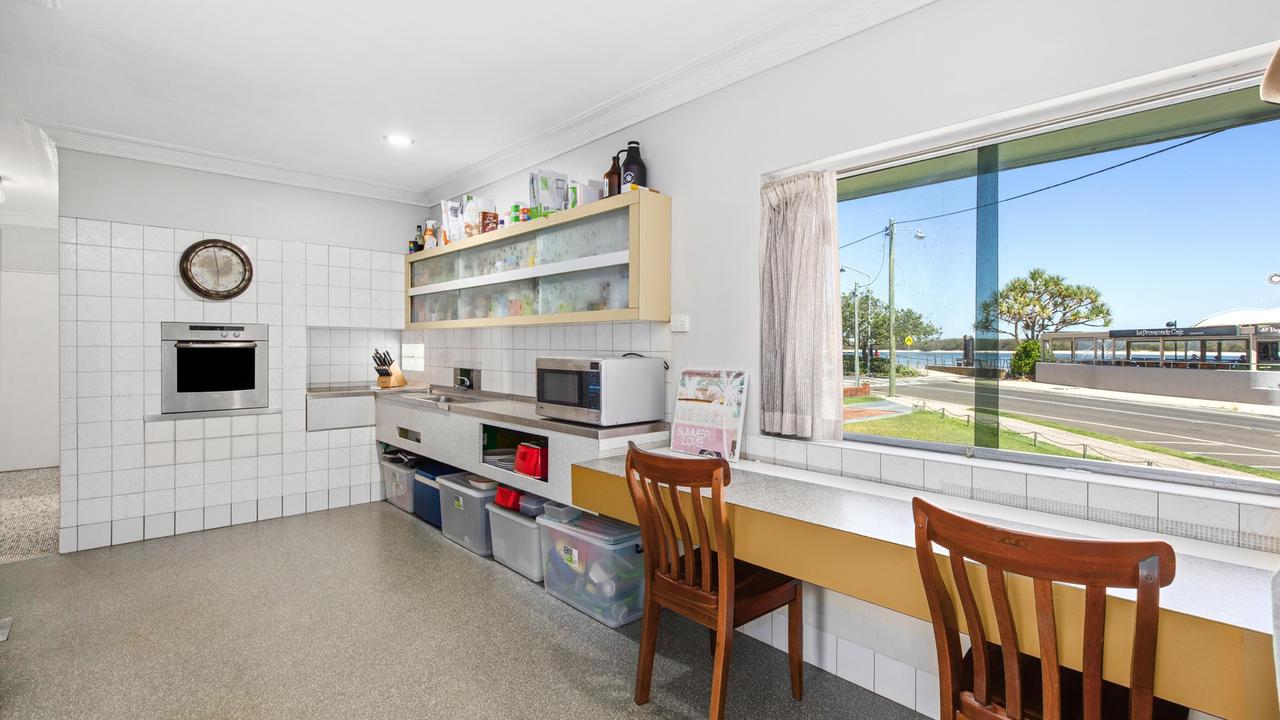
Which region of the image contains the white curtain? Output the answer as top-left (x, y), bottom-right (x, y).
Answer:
top-left (759, 170), bottom-right (843, 440)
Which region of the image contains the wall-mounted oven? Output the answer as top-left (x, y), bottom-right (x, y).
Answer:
top-left (161, 323), bottom-right (269, 414)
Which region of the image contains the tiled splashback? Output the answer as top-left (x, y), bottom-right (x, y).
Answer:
top-left (306, 328), bottom-right (403, 386)
top-left (401, 321), bottom-right (673, 411)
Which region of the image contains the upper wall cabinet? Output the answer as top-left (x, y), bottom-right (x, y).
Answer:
top-left (404, 191), bottom-right (670, 329)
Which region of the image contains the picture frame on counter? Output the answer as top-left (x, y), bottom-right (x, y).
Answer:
top-left (670, 368), bottom-right (749, 462)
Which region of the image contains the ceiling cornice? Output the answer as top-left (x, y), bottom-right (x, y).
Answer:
top-left (28, 0), bottom-right (934, 210)
top-left (40, 122), bottom-right (429, 207)
top-left (422, 0), bottom-right (938, 202)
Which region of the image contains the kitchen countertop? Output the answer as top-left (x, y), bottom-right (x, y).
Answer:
top-left (575, 453), bottom-right (1280, 635)
top-left (305, 383), bottom-right (425, 399)
top-left (374, 390), bottom-right (670, 440)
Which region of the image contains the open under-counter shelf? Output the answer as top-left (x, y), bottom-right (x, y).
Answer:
top-left (403, 190), bottom-right (670, 329)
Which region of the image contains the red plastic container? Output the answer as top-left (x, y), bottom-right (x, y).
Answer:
top-left (495, 486), bottom-right (523, 511)
top-left (515, 442), bottom-right (547, 479)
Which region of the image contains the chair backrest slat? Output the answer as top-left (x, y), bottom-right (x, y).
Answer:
top-left (625, 443), bottom-right (734, 598)
top-left (644, 475), bottom-right (678, 577)
top-left (689, 485), bottom-right (715, 593)
top-left (664, 481), bottom-right (697, 584)
top-left (986, 566), bottom-right (1023, 720)
top-left (1033, 578), bottom-right (1061, 720)
top-left (1129, 555), bottom-right (1163, 720)
top-left (949, 553), bottom-right (990, 705)
top-left (912, 497), bottom-right (1175, 720)
top-left (1082, 584), bottom-right (1106, 720)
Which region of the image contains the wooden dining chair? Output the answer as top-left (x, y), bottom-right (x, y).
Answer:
top-left (625, 442), bottom-right (803, 720)
top-left (912, 497), bottom-right (1180, 720)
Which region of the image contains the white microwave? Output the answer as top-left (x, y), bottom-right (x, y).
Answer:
top-left (535, 356), bottom-right (666, 426)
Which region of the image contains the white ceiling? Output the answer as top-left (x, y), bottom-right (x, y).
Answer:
top-left (0, 0), bottom-right (930, 222)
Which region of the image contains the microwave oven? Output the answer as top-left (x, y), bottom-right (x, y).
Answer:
top-left (535, 356), bottom-right (666, 426)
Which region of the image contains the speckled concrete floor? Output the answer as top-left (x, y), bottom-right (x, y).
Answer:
top-left (0, 502), bottom-right (922, 720)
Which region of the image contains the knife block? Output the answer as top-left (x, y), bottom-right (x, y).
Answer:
top-left (377, 362), bottom-right (407, 389)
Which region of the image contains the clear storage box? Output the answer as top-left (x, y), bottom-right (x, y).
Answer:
top-left (437, 473), bottom-right (499, 556)
top-left (380, 460), bottom-right (417, 514)
top-left (518, 494), bottom-right (549, 518)
top-left (537, 513), bottom-right (644, 628)
top-left (486, 502), bottom-right (544, 582)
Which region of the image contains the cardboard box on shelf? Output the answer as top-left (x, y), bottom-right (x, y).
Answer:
top-left (530, 170), bottom-right (569, 213)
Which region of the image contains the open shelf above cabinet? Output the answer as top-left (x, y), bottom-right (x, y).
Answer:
top-left (404, 190), bottom-right (670, 329)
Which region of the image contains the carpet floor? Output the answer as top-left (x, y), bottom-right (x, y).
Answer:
top-left (0, 467), bottom-right (58, 565)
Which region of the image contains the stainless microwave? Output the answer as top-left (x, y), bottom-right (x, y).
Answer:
top-left (161, 323), bottom-right (269, 414)
top-left (535, 356), bottom-right (666, 426)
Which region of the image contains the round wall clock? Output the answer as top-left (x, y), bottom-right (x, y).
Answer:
top-left (179, 239), bottom-right (253, 300)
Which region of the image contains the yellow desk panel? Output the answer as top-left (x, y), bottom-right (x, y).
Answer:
top-left (573, 464), bottom-right (1278, 720)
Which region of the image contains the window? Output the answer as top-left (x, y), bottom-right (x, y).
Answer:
top-left (837, 87), bottom-right (1280, 485)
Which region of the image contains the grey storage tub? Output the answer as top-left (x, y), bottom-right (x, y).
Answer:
top-left (437, 473), bottom-right (498, 556)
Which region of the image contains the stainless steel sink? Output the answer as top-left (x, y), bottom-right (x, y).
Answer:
top-left (398, 392), bottom-right (480, 409)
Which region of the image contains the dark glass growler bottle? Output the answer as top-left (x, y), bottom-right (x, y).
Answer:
top-left (604, 154), bottom-right (621, 196)
top-left (620, 141), bottom-right (646, 187)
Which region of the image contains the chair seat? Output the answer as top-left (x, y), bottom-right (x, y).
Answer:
top-left (652, 548), bottom-right (798, 627)
top-left (963, 643), bottom-right (1189, 720)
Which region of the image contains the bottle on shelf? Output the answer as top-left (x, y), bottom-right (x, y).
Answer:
top-left (620, 141), bottom-right (646, 187)
top-left (411, 225), bottom-right (424, 252)
top-left (603, 153), bottom-right (621, 197)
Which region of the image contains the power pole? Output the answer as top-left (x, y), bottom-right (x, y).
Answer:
top-left (853, 285), bottom-right (861, 388)
top-left (886, 219), bottom-right (897, 397)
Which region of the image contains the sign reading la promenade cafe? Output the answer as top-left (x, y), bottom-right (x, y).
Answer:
top-left (1108, 325), bottom-right (1239, 338)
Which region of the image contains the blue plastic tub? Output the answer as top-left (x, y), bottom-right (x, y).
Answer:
top-left (413, 460), bottom-right (462, 528)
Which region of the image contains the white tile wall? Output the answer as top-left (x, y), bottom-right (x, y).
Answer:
top-left (59, 216), bottom-right (404, 551)
top-left (738, 434), bottom-right (1280, 553)
top-left (306, 327), bottom-right (403, 386)
top-left (400, 322), bottom-right (673, 412)
top-left (739, 582), bottom-right (943, 719)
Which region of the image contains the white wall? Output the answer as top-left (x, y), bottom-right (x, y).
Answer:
top-left (457, 0), bottom-right (1280, 437)
top-left (59, 151), bottom-right (424, 253)
top-left (0, 223), bottom-right (60, 471)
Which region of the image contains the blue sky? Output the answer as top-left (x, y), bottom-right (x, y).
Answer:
top-left (837, 118), bottom-right (1280, 338)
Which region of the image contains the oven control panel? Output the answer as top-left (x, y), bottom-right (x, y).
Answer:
top-left (160, 323), bottom-right (269, 342)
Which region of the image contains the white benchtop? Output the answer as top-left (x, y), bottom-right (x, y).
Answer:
top-left (576, 453), bottom-right (1280, 635)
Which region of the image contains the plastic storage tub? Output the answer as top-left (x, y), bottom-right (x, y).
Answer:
top-left (380, 460), bottom-right (418, 513)
top-left (518, 494), bottom-right (549, 518)
top-left (437, 473), bottom-right (499, 556)
top-left (486, 503), bottom-right (544, 582)
top-left (412, 460), bottom-right (463, 528)
top-left (541, 501), bottom-right (582, 523)
top-left (537, 513), bottom-right (645, 628)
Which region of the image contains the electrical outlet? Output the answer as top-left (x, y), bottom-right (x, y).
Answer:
top-left (671, 315), bottom-right (690, 333)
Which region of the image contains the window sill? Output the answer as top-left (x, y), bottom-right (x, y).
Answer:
top-left (742, 432), bottom-right (1280, 553)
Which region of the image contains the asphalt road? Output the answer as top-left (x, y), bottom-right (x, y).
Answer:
top-left (870, 375), bottom-right (1280, 470)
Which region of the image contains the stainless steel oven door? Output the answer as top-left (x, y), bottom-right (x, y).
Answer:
top-left (162, 330), bottom-right (268, 414)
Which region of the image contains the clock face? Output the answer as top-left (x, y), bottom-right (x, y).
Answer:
top-left (179, 239), bottom-right (253, 300)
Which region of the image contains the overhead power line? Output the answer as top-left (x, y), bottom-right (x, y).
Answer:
top-left (838, 128), bottom-right (1226, 251)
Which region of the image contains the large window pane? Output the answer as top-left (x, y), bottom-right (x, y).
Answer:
top-left (836, 87), bottom-right (1280, 484)
top-left (837, 152), bottom-right (978, 448)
